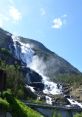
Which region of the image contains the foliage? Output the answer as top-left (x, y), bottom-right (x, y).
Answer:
top-left (52, 110), bottom-right (62, 117)
top-left (56, 74), bottom-right (82, 86)
top-left (73, 113), bottom-right (82, 117)
top-left (0, 97), bottom-right (10, 111)
top-left (6, 64), bottom-right (24, 97)
top-left (5, 93), bottom-right (44, 117)
top-left (0, 48), bottom-right (27, 99)
top-left (0, 60), bottom-right (25, 98)
top-left (0, 47), bottom-right (37, 100)
top-left (0, 48), bottom-right (11, 56)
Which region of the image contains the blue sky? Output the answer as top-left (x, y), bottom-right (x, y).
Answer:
top-left (0, 0), bottom-right (82, 72)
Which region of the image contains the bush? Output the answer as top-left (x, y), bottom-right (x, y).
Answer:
top-left (74, 113), bottom-right (82, 117)
top-left (5, 93), bottom-right (44, 117)
top-left (0, 97), bottom-right (10, 111)
top-left (0, 48), bottom-right (11, 56)
top-left (57, 74), bottom-right (82, 86)
top-left (52, 110), bottom-right (62, 117)
top-left (0, 58), bottom-right (26, 99)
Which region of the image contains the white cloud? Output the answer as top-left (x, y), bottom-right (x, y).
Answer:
top-left (9, 6), bottom-right (22, 22)
top-left (52, 18), bottom-right (63, 29)
top-left (52, 14), bottom-right (67, 29)
top-left (40, 8), bottom-right (46, 16)
top-left (0, 1), bottom-right (22, 28)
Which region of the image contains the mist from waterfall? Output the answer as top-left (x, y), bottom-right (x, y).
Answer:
top-left (28, 55), bottom-right (62, 95)
top-left (12, 35), bottom-right (62, 96)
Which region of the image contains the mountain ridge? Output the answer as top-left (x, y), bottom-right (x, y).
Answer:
top-left (0, 29), bottom-right (81, 78)
top-left (0, 27), bottom-right (82, 97)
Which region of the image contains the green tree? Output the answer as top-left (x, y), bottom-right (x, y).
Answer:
top-left (74, 113), bottom-right (82, 117)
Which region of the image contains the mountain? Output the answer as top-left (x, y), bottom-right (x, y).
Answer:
top-left (0, 28), bottom-right (80, 75)
top-left (0, 28), bottom-right (81, 96)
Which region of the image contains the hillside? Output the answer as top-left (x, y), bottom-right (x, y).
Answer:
top-left (0, 28), bottom-right (82, 99)
top-left (0, 93), bottom-right (44, 117)
top-left (0, 28), bottom-right (81, 78)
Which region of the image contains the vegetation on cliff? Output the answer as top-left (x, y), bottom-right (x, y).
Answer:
top-left (0, 48), bottom-right (32, 99)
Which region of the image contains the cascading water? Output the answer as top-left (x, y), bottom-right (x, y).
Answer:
top-left (11, 35), bottom-right (82, 108)
top-left (27, 55), bottom-right (62, 95)
top-left (12, 35), bottom-right (34, 65)
top-left (45, 96), bottom-right (52, 105)
top-left (12, 35), bottom-right (62, 104)
top-left (67, 98), bottom-right (82, 108)
top-left (43, 80), bottom-right (62, 95)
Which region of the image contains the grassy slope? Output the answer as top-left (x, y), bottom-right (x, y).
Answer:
top-left (0, 93), bottom-right (43, 117)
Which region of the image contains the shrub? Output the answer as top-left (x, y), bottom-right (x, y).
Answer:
top-left (0, 97), bottom-right (10, 111)
top-left (52, 110), bottom-right (62, 117)
top-left (74, 113), bottom-right (82, 117)
top-left (5, 93), bottom-right (44, 117)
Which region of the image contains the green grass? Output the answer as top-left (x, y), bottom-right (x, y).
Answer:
top-left (0, 93), bottom-right (44, 117)
top-left (73, 113), bottom-right (82, 117)
top-left (16, 99), bottom-right (43, 117)
top-left (0, 97), bottom-right (10, 111)
top-left (1, 93), bottom-right (82, 117)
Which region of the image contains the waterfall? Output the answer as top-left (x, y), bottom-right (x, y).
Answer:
top-left (12, 35), bottom-right (62, 104)
top-left (28, 56), bottom-right (62, 95)
top-left (67, 98), bottom-right (82, 108)
top-left (12, 35), bottom-right (34, 65)
top-left (11, 35), bottom-right (82, 108)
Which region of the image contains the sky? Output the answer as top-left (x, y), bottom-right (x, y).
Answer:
top-left (0, 0), bottom-right (82, 72)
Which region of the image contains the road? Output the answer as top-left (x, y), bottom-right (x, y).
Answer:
top-left (23, 101), bottom-right (82, 111)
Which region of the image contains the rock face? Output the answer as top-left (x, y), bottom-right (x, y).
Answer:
top-left (19, 36), bottom-right (80, 78)
top-left (0, 28), bottom-right (80, 77)
top-left (0, 28), bottom-right (81, 95)
top-left (22, 67), bottom-right (44, 91)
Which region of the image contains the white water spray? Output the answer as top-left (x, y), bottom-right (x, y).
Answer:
top-left (12, 35), bottom-right (34, 65)
top-left (45, 96), bottom-right (52, 105)
top-left (67, 98), bottom-right (82, 108)
top-left (12, 35), bottom-right (62, 105)
top-left (11, 35), bottom-right (82, 107)
top-left (28, 55), bottom-right (62, 95)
